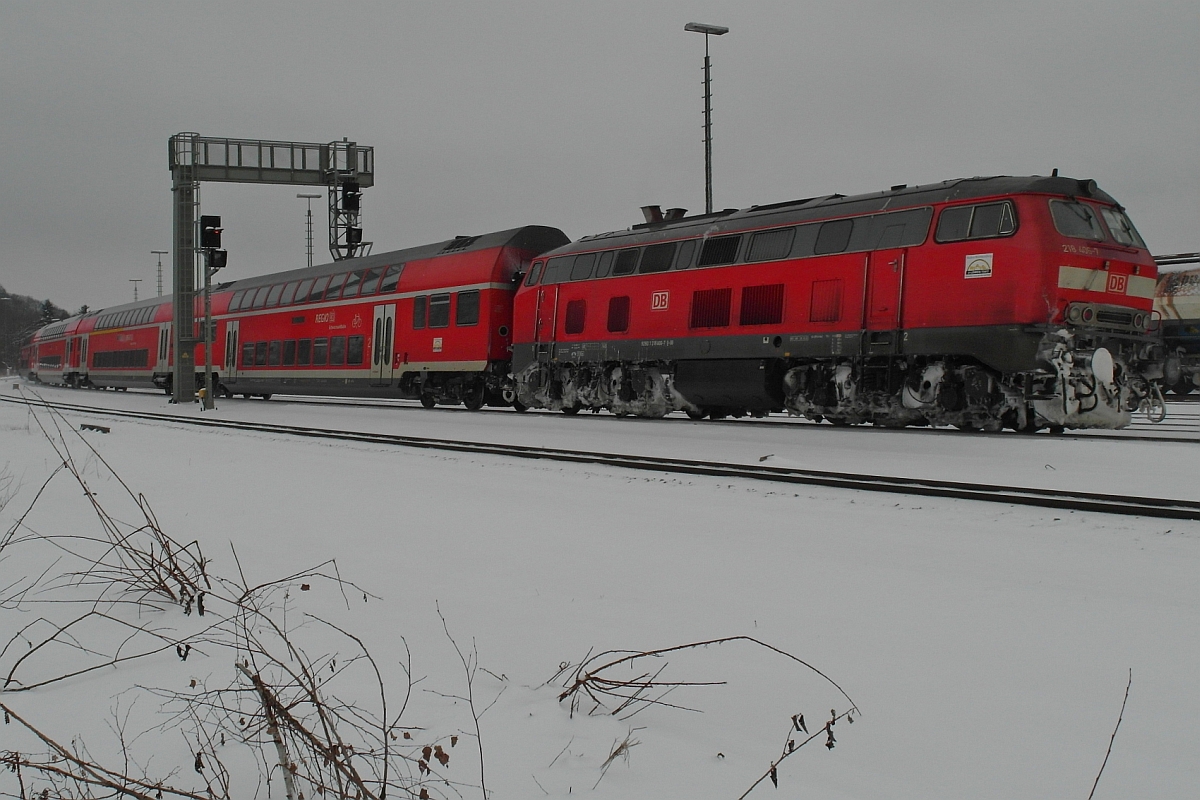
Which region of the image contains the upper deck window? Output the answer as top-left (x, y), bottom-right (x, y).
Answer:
top-left (936, 201), bottom-right (1017, 243)
top-left (1049, 200), bottom-right (1104, 241)
top-left (379, 264), bottom-right (404, 293)
top-left (1099, 208), bottom-right (1147, 249)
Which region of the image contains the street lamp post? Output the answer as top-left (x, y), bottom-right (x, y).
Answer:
top-left (297, 194), bottom-right (322, 268)
top-left (129, 279), bottom-right (143, 302)
top-left (152, 250), bottom-right (169, 296)
top-left (684, 22), bottom-right (729, 215)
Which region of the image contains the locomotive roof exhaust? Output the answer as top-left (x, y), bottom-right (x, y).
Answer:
top-left (641, 205), bottom-right (689, 224)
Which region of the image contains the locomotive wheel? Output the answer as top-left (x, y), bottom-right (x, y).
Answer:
top-left (462, 384), bottom-right (485, 411)
top-left (259, 394), bottom-right (272, 400)
top-left (420, 394), bottom-right (437, 409)
top-left (512, 400), bottom-right (528, 413)
top-left (686, 407), bottom-right (707, 420)
top-left (1171, 383), bottom-right (1194, 395)
top-left (561, 404), bottom-right (581, 415)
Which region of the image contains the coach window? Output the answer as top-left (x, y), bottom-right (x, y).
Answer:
top-left (254, 341), bottom-right (268, 366)
top-left (347, 335), bottom-right (364, 365)
top-left (229, 290), bottom-right (246, 312)
top-left (525, 261), bottom-right (544, 287)
top-left (428, 293), bottom-right (451, 328)
top-left (814, 219), bottom-right (853, 255)
top-left (268, 341), bottom-right (282, 366)
top-left (456, 290), bottom-right (480, 326)
top-left (313, 337), bottom-right (329, 366)
top-left (241, 342), bottom-right (255, 368)
top-left (307, 276), bottom-right (329, 302)
top-left (413, 296), bottom-right (427, 329)
top-left (697, 235), bottom-right (741, 266)
top-left (379, 264), bottom-right (404, 293)
top-left (639, 242), bottom-right (676, 274)
top-left (747, 228), bottom-right (795, 262)
top-left (595, 251), bottom-right (615, 278)
top-left (359, 268), bottom-right (381, 295)
top-left (607, 296), bottom-right (631, 332)
top-left (324, 274), bottom-right (348, 301)
top-left (330, 336), bottom-right (347, 366)
top-left (265, 285), bottom-right (284, 308)
top-left (297, 338), bottom-right (312, 366)
top-left (564, 299), bottom-right (586, 334)
top-left (280, 282), bottom-right (300, 305)
top-left (341, 270), bottom-right (364, 299)
top-left (294, 279), bottom-right (313, 305)
top-left (612, 249), bottom-right (641, 276)
top-left (283, 340), bottom-right (297, 366)
top-left (674, 239), bottom-right (698, 270)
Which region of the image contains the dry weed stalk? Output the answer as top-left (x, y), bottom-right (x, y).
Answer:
top-left (0, 399), bottom-right (474, 800)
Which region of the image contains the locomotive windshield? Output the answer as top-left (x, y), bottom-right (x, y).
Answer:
top-left (1049, 200), bottom-right (1105, 241)
top-left (1099, 207), bottom-right (1147, 249)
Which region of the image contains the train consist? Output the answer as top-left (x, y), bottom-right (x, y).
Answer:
top-left (20, 174), bottom-right (1169, 430)
top-left (1155, 263), bottom-right (1200, 394)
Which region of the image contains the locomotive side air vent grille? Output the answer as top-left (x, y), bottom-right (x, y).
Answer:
top-left (690, 288), bottom-right (732, 329)
top-left (739, 284), bottom-right (785, 326)
top-left (440, 235), bottom-right (479, 253)
top-left (810, 279), bottom-right (843, 323)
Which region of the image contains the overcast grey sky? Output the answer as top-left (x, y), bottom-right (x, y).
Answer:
top-left (1, 1), bottom-right (1197, 311)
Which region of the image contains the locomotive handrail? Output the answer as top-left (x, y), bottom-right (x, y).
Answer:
top-left (4, 393), bottom-right (1200, 522)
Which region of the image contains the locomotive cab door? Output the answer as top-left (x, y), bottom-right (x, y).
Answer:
top-left (533, 286), bottom-right (559, 359)
top-left (864, 248), bottom-right (906, 354)
top-left (370, 303), bottom-right (396, 385)
top-left (224, 320), bottom-right (240, 384)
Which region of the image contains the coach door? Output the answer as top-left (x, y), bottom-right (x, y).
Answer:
top-left (533, 286), bottom-right (559, 357)
top-left (223, 320), bottom-right (240, 384)
top-left (370, 304), bottom-right (396, 385)
top-left (864, 248), bottom-right (906, 353)
top-left (155, 323), bottom-right (172, 373)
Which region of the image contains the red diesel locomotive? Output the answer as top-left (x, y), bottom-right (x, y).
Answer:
top-left (511, 175), bottom-right (1164, 430)
top-left (23, 175), bottom-right (1166, 431)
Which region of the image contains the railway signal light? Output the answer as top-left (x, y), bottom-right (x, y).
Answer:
top-left (347, 227), bottom-right (363, 245)
top-left (341, 181), bottom-right (361, 212)
top-left (209, 249), bottom-right (228, 271)
top-left (200, 215), bottom-right (223, 248)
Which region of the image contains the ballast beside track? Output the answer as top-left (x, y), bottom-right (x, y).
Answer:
top-left (4, 394), bottom-right (1199, 522)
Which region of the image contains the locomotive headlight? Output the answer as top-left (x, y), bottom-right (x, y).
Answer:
top-left (1066, 305), bottom-right (1082, 323)
top-left (1080, 305), bottom-right (1095, 323)
top-left (1133, 312), bottom-right (1145, 330)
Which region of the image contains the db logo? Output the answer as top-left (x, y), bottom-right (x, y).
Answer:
top-left (651, 291), bottom-right (670, 311)
top-left (1106, 273), bottom-right (1128, 294)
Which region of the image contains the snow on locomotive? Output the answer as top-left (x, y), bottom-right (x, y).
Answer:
top-left (512, 175), bottom-right (1166, 430)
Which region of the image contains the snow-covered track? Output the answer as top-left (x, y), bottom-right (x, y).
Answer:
top-left (5, 394), bottom-right (1199, 522)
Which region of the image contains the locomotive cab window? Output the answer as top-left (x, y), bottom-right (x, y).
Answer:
top-left (936, 201), bottom-right (1017, 243)
top-left (428, 293), bottom-right (451, 328)
top-left (570, 253), bottom-right (597, 281)
top-left (456, 290), bottom-right (480, 326)
top-left (525, 261), bottom-right (544, 287)
top-left (595, 251), bottom-right (615, 278)
top-left (413, 296), bottom-right (427, 329)
top-left (542, 256), bottom-right (572, 285)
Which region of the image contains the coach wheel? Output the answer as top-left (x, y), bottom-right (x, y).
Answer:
top-left (420, 394), bottom-right (437, 409)
top-left (561, 404), bottom-right (580, 415)
top-left (259, 394), bottom-right (272, 401)
top-left (686, 407), bottom-right (707, 420)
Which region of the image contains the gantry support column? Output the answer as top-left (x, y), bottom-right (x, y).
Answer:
top-left (171, 133), bottom-right (199, 405)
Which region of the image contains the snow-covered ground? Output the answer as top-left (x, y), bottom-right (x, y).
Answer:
top-left (2, 384), bottom-right (1198, 799)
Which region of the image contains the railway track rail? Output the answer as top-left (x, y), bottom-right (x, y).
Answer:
top-left (4, 393), bottom-right (1199, 522)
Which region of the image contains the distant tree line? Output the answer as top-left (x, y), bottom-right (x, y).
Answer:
top-left (0, 284), bottom-right (71, 373)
